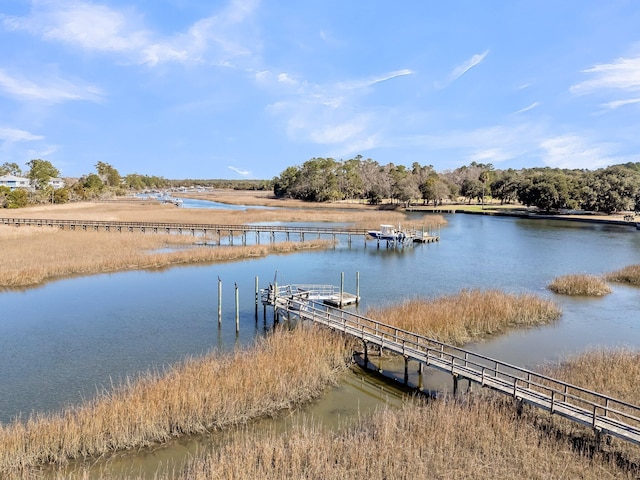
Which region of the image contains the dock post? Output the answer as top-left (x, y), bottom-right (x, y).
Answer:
top-left (418, 363), bottom-right (424, 391)
top-left (363, 341), bottom-right (368, 367)
top-left (217, 277), bottom-right (222, 326)
top-left (273, 280), bottom-right (278, 321)
top-left (255, 276), bottom-right (259, 319)
top-left (404, 357), bottom-right (409, 385)
top-left (340, 272), bottom-right (344, 308)
top-left (356, 271), bottom-right (360, 305)
top-left (235, 283), bottom-right (239, 334)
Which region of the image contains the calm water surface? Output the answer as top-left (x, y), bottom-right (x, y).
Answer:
top-left (1, 212), bottom-right (640, 473)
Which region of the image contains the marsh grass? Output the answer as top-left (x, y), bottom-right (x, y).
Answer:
top-left (44, 350), bottom-right (640, 480)
top-left (0, 327), bottom-right (355, 474)
top-left (0, 226), bottom-right (331, 288)
top-left (547, 274), bottom-right (612, 296)
top-left (365, 289), bottom-right (562, 345)
top-left (156, 396), bottom-right (631, 480)
top-left (605, 264), bottom-right (640, 286)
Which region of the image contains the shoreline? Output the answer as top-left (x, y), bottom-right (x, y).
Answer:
top-left (405, 205), bottom-right (638, 228)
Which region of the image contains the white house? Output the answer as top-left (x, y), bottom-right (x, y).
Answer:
top-left (0, 174), bottom-right (31, 190)
top-left (48, 177), bottom-right (65, 189)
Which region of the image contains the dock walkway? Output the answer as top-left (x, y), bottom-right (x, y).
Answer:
top-left (0, 217), bottom-right (440, 245)
top-left (263, 284), bottom-right (640, 446)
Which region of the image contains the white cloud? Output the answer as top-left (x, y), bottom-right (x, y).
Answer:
top-left (512, 102), bottom-right (540, 115)
top-left (0, 69), bottom-right (103, 103)
top-left (228, 166), bottom-right (250, 176)
top-left (277, 73), bottom-right (297, 86)
top-left (0, 126), bottom-right (44, 142)
top-left (337, 69), bottom-right (413, 91)
top-left (2, 0), bottom-right (260, 66)
top-left (571, 55), bottom-right (640, 95)
top-left (540, 135), bottom-right (613, 169)
top-left (2, 1), bottom-right (150, 53)
top-left (310, 120), bottom-right (367, 144)
top-left (449, 50), bottom-right (489, 82)
top-left (602, 97), bottom-right (640, 110)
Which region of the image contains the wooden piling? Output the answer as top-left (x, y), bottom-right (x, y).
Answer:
top-left (356, 271), bottom-right (360, 305)
top-left (340, 272), bottom-right (344, 308)
top-left (217, 276), bottom-right (222, 326)
top-left (254, 275), bottom-right (259, 319)
top-left (404, 357), bottom-right (409, 385)
top-left (235, 282), bottom-right (239, 333)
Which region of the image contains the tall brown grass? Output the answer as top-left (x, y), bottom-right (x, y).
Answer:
top-left (0, 226), bottom-right (331, 288)
top-left (365, 289), bottom-right (562, 345)
top-left (0, 327), bottom-right (355, 475)
top-left (44, 349), bottom-right (640, 480)
top-left (547, 274), bottom-right (612, 296)
top-left (605, 264), bottom-right (640, 286)
top-left (544, 348), bottom-right (640, 407)
top-left (161, 397), bottom-right (631, 480)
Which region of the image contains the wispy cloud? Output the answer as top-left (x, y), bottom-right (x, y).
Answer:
top-left (1, 0), bottom-right (260, 66)
top-left (0, 69), bottom-right (103, 103)
top-left (570, 55), bottom-right (640, 95)
top-left (228, 166), bottom-right (251, 176)
top-left (263, 68), bottom-right (412, 155)
top-left (512, 102), bottom-right (540, 115)
top-left (601, 97), bottom-right (640, 110)
top-left (337, 69), bottom-right (413, 90)
top-left (449, 50), bottom-right (489, 82)
top-left (540, 135), bottom-right (613, 169)
top-left (0, 126), bottom-right (44, 142)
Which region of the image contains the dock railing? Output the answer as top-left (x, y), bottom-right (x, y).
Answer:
top-left (265, 287), bottom-right (640, 445)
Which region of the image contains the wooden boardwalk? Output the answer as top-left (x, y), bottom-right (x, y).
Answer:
top-left (0, 217), bottom-right (439, 245)
top-left (264, 284), bottom-right (640, 446)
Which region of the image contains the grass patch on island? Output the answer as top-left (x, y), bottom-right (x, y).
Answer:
top-left (605, 264), bottom-right (640, 286)
top-left (547, 274), bottom-right (611, 296)
top-left (365, 289), bottom-right (562, 346)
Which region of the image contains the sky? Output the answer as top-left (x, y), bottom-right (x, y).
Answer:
top-left (0, 1), bottom-right (639, 180)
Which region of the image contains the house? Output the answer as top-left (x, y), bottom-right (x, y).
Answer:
top-left (0, 174), bottom-right (31, 190)
top-left (48, 177), bottom-right (65, 189)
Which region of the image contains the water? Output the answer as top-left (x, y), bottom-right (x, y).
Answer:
top-left (1, 213), bottom-right (640, 474)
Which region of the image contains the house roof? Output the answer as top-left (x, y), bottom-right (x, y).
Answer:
top-left (0, 174), bottom-right (30, 182)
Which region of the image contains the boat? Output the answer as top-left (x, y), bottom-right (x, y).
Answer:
top-left (367, 224), bottom-right (407, 242)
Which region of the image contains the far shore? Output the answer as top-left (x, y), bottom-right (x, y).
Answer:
top-left (179, 189), bottom-right (638, 228)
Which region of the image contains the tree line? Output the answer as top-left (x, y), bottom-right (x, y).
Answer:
top-left (0, 160), bottom-right (170, 208)
top-left (272, 156), bottom-right (640, 214)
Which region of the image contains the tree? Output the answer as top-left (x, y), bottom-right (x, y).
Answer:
top-left (7, 188), bottom-right (28, 208)
top-left (580, 166), bottom-right (640, 213)
top-left (273, 166), bottom-right (300, 198)
top-left (95, 161), bottom-right (121, 187)
top-left (0, 162), bottom-right (22, 176)
top-left (26, 159), bottom-right (60, 190)
top-left (83, 173), bottom-right (105, 192)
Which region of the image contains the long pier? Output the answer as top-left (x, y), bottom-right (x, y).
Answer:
top-left (263, 284), bottom-right (640, 446)
top-left (0, 217), bottom-right (439, 245)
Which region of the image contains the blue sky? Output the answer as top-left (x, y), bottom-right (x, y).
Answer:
top-left (1, 1), bottom-right (639, 180)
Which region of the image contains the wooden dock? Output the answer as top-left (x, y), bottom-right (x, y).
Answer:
top-left (0, 217), bottom-right (439, 246)
top-left (263, 284), bottom-right (640, 446)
